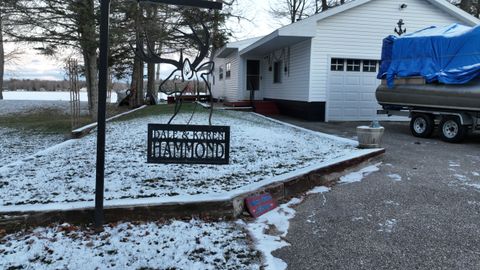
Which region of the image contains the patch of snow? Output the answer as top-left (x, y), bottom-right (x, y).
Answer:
top-left (472, 172), bottom-right (479, 177)
top-left (1, 110), bottom-right (375, 210)
top-left (378, 219), bottom-right (397, 233)
top-left (449, 161), bottom-right (460, 167)
top-left (384, 200), bottom-right (400, 206)
top-left (339, 163), bottom-right (381, 184)
top-left (454, 174), bottom-right (469, 182)
top-left (352, 217), bottom-right (364, 221)
top-left (0, 220), bottom-right (260, 270)
top-left (466, 183), bottom-right (480, 190)
top-left (244, 197), bottom-right (302, 270)
top-left (306, 186), bottom-right (330, 195)
top-left (252, 113), bottom-right (359, 146)
top-left (0, 128), bottom-right (64, 166)
top-left (387, 174), bottom-right (402, 182)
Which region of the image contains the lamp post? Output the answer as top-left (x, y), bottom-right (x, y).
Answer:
top-left (95, 0), bottom-right (222, 228)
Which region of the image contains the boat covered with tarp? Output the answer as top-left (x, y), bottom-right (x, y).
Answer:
top-left (376, 24), bottom-right (480, 112)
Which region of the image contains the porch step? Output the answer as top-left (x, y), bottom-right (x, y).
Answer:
top-left (223, 100), bottom-right (279, 115)
top-left (223, 101), bottom-right (252, 107)
top-left (253, 101), bottom-right (280, 115)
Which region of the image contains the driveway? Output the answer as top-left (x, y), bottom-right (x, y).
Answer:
top-left (270, 117), bottom-right (480, 270)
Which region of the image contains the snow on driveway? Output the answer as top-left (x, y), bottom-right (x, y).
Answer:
top-left (0, 110), bottom-right (367, 209)
top-left (0, 220), bottom-right (260, 270)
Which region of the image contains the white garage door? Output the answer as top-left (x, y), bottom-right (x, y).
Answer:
top-left (327, 58), bottom-right (384, 121)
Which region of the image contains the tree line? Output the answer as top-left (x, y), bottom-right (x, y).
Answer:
top-left (2, 79), bottom-right (129, 92)
top-left (0, 0), bottom-right (235, 120)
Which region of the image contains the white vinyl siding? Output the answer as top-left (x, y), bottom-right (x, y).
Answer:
top-left (309, 0), bottom-right (464, 102)
top-left (211, 51), bottom-right (240, 101)
top-left (262, 39), bottom-right (311, 101)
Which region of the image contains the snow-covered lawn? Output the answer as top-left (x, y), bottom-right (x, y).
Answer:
top-left (0, 128), bottom-right (64, 166)
top-left (0, 109), bottom-right (368, 209)
top-left (0, 100), bottom-right (85, 165)
top-left (0, 220), bottom-right (260, 270)
top-left (0, 163), bottom-right (383, 270)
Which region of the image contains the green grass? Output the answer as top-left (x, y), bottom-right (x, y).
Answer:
top-left (0, 109), bottom-right (91, 135)
top-left (114, 103), bottom-right (203, 122)
top-left (0, 105), bottom-right (129, 135)
top-left (0, 103), bottom-right (212, 135)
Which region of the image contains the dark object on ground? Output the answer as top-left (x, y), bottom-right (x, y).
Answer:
top-left (117, 89), bottom-right (133, 107)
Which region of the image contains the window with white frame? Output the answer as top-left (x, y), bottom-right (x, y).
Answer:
top-left (346, 59), bottom-right (361, 72)
top-left (219, 66), bottom-right (224, 80)
top-left (330, 58), bottom-right (345, 71)
top-left (362, 60), bottom-right (378, 72)
top-left (226, 62), bottom-right (231, 79)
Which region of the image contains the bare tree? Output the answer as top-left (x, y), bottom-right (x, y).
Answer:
top-left (0, 8), bottom-right (4, 100)
top-left (7, 0), bottom-right (100, 119)
top-left (270, 0), bottom-right (309, 24)
top-left (271, 0), bottom-right (349, 24)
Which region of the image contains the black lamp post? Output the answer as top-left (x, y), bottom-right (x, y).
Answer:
top-left (95, 0), bottom-right (222, 228)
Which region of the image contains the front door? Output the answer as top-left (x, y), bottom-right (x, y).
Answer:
top-left (246, 60), bottom-right (261, 101)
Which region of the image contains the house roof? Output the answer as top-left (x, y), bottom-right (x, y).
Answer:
top-left (239, 0), bottom-right (480, 56)
top-left (215, 36), bottom-right (263, 58)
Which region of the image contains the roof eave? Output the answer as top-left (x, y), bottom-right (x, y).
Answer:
top-left (239, 30), bottom-right (280, 55)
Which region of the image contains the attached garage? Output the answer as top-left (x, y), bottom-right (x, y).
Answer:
top-left (327, 58), bottom-right (380, 121)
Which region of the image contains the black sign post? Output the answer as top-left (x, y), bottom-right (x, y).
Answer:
top-left (95, 0), bottom-right (223, 228)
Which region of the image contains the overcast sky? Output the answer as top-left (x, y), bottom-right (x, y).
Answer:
top-left (4, 0), bottom-right (281, 81)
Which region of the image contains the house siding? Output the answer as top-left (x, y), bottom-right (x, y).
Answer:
top-left (262, 39), bottom-right (312, 102)
top-left (211, 56), bottom-right (224, 99)
top-left (211, 51), bottom-right (240, 101)
top-left (309, 0), bottom-right (468, 102)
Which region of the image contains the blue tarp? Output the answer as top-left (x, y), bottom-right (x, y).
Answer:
top-left (377, 24), bottom-right (480, 88)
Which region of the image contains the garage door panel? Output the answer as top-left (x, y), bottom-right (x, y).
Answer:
top-left (362, 93), bottom-right (375, 101)
top-left (345, 76), bottom-right (361, 85)
top-left (327, 60), bottom-right (382, 121)
top-left (329, 74), bottom-right (345, 85)
top-left (329, 93), bottom-right (345, 101)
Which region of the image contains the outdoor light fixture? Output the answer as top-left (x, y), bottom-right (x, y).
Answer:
top-left (400, 3), bottom-right (408, 9)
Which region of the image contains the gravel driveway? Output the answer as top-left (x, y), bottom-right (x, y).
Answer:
top-left (271, 117), bottom-right (480, 270)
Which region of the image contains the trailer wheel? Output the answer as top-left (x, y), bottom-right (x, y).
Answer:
top-left (410, 113), bottom-right (434, 138)
top-left (439, 116), bottom-right (467, 143)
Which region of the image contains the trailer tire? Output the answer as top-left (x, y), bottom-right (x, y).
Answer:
top-left (410, 113), bottom-right (434, 138)
top-left (439, 116), bottom-right (467, 143)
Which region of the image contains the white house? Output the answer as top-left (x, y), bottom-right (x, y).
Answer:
top-left (211, 0), bottom-right (479, 121)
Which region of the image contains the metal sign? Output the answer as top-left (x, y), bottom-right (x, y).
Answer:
top-left (148, 124), bottom-right (230, 164)
top-left (95, 0), bottom-right (223, 227)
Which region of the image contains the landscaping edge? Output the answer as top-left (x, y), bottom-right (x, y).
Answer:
top-left (0, 148), bottom-right (385, 234)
